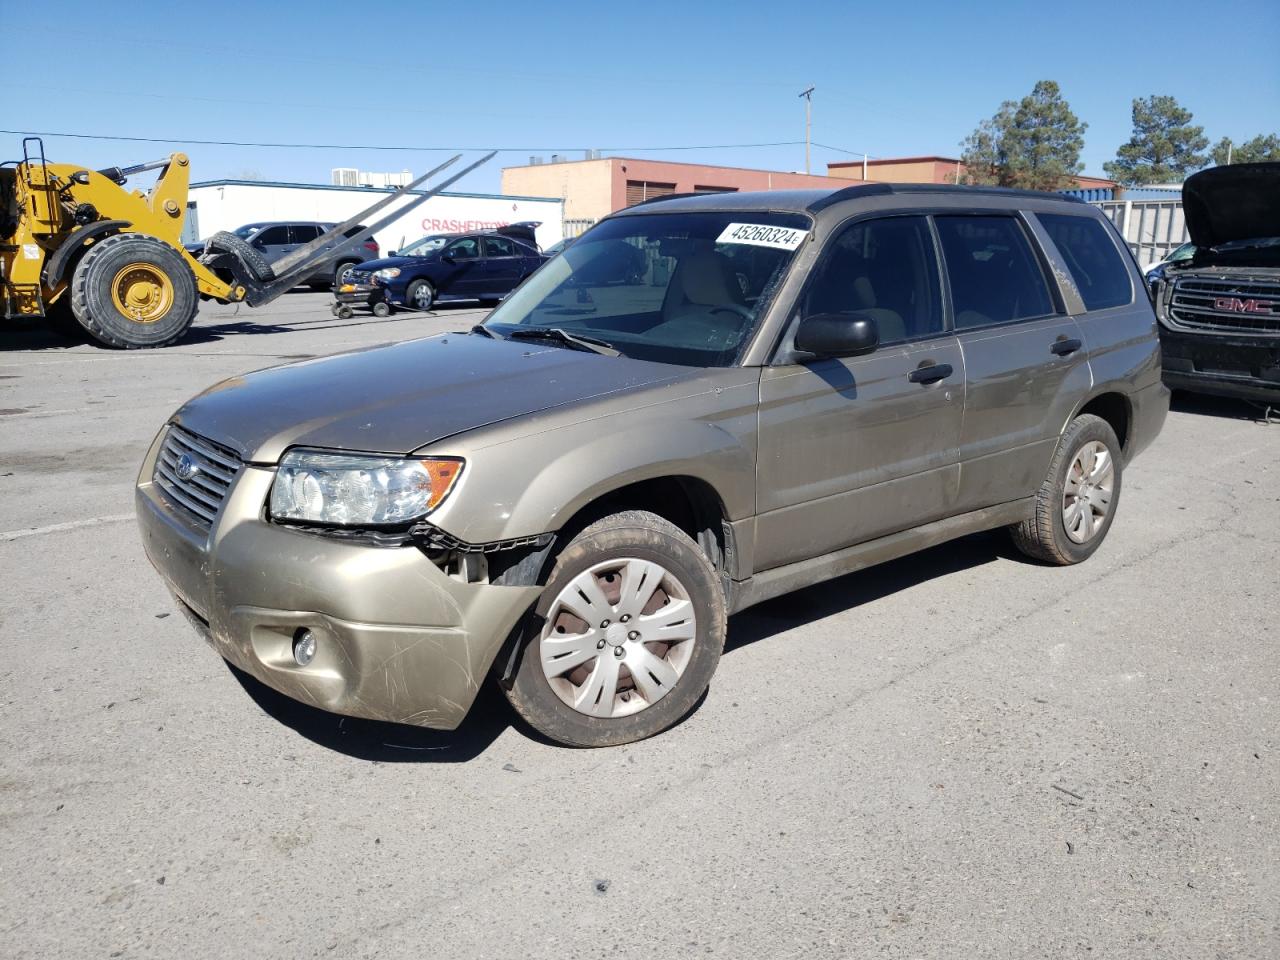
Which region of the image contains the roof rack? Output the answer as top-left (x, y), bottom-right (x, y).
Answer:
top-left (630, 191), bottom-right (703, 207)
top-left (807, 181), bottom-right (1085, 212)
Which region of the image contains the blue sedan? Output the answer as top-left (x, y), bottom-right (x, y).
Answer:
top-left (350, 228), bottom-right (547, 311)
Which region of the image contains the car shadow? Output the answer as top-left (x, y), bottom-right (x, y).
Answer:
top-left (725, 529), bottom-right (1011, 653)
top-left (225, 660), bottom-right (515, 763)
top-left (1169, 390), bottom-right (1277, 422)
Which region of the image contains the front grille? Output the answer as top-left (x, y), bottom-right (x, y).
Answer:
top-left (346, 269), bottom-right (372, 283)
top-left (1167, 275), bottom-right (1280, 336)
top-left (153, 426), bottom-right (242, 528)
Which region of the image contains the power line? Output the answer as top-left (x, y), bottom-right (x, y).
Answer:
top-left (4, 129), bottom-right (798, 154)
top-left (2, 129), bottom-right (879, 159)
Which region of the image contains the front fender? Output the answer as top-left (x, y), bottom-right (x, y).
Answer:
top-left (426, 374), bottom-right (761, 545)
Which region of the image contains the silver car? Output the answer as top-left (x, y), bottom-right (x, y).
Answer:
top-left (138, 185), bottom-right (1169, 747)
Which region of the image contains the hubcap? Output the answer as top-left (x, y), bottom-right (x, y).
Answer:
top-left (110, 262), bottom-right (174, 323)
top-left (413, 285), bottom-right (433, 308)
top-left (1062, 440), bottom-right (1114, 544)
top-left (540, 558), bottom-right (697, 719)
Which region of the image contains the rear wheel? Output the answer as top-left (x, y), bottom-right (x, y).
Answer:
top-left (70, 234), bottom-right (199, 348)
top-left (405, 279), bottom-right (435, 311)
top-left (1010, 413), bottom-right (1122, 565)
top-left (504, 511), bottom-right (726, 747)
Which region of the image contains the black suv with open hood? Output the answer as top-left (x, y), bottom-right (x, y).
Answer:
top-left (1153, 162), bottom-right (1280, 402)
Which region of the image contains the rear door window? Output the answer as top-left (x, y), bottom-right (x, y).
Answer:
top-left (483, 236), bottom-right (517, 258)
top-left (934, 216), bottom-right (1055, 329)
top-left (1037, 213), bottom-right (1133, 311)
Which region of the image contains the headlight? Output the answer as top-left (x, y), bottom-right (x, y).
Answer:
top-left (270, 450), bottom-right (462, 526)
top-left (373, 267), bottom-right (401, 280)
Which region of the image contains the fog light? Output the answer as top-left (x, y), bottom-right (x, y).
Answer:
top-left (292, 629), bottom-right (317, 666)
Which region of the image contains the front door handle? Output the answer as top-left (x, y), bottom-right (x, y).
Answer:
top-left (1051, 337), bottom-right (1083, 356)
top-left (907, 362), bottom-right (953, 385)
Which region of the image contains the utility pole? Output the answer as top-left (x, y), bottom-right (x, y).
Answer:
top-left (799, 86), bottom-right (815, 174)
top-left (1226, 139), bottom-right (1233, 165)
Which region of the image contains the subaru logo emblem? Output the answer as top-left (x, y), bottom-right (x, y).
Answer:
top-left (175, 453), bottom-right (198, 481)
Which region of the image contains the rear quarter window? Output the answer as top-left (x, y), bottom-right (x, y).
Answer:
top-left (1038, 213), bottom-right (1133, 311)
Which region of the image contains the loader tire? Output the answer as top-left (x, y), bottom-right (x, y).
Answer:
top-left (203, 231), bottom-right (275, 282)
top-left (70, 234), bottom-right (199, 349)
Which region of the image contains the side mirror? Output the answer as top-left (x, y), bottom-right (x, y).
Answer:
top-left (441, 255), bottom-right (455, 264)
top-left (794, 312), bottom-right (879, 358)
top-left (388, 250), bottom-right (397, 257)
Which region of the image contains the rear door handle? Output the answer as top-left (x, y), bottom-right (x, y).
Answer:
top-left (907, 362), bottom-right (953, 385)
top-left (1051, 337), bottom-right (1083, 356)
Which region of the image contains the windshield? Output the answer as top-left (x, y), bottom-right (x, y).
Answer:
top-left (233, 224), bottom-right (263, 239)
top-left (484, 211), bottom-right (810, 367)
top-left (397, 235), bottom-right (449, 257)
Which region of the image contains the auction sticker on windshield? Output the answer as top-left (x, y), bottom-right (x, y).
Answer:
top-left (716, 223), bottom-right (808, 251)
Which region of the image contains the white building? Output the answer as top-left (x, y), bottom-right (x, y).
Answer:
top-left (182, 179), bottom-right (565, 254)
top-left (330, 168), bottom-right (415, 188)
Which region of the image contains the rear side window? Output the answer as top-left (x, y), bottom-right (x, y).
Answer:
top-left (935, 216), bottom-right (1055, 329)
top-left (289, 224), bottom-right (321, 244)
top-left (484, 236), bottom-right (517, 257)
top-left (1038, 213), bottom-right (1133, 311)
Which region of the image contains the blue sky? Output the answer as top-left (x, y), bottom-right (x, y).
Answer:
top-left (5, 0), bottom-right (1278, 195)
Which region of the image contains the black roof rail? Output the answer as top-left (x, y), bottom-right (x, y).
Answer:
top-left (630, 191), bottom-right (702, 207)
top-left (808, 181), bottom-right (1085, 212)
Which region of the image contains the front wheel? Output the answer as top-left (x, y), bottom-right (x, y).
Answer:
top-left (70, 234), bottom-right (199, 348)
top-left (405, 279), bottom-right (435, 311)
top-left (504, 511), bottom-right (726, 747)
top-left (1010, 413), bottom-right (1122, 565)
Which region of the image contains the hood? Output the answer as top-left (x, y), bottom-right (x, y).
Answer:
top-left (171, 334), bottom-right (696, 463)
top-left (1182, 162), bottom-right (1280, 249)
top-left (355, 255), bottom-right (431, 271)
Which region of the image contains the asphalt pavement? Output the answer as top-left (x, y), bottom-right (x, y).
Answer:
top-left (2, 292), bottom-right (1277, 959)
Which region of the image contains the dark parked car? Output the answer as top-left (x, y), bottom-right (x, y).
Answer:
top-left (347, 224), bottom-right (546, 310)
top-left (1150, 162), bottom-right (1280, 402)
top-left (185, 221), bottom-right (379, 290)
top-left (138, 185), bottom-right (1167, 747)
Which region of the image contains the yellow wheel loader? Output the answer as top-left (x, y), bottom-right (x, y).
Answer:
top-left (1, 138), bottom-right (492, 349)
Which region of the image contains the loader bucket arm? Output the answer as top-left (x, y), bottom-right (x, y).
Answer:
top-left (241, 151), bottom-right (497, 306)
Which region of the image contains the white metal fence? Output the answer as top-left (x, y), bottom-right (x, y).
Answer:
top-left (1093, 199), bottom-right (1189, 268)
top-left (563, 218), bottom-right (596, 239)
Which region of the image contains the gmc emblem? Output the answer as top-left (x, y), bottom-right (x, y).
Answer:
top-left (1213, 297), bottom-right (1274, 314)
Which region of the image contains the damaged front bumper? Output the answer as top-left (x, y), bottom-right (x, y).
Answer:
top-left (134, 430), bottom-right (540, 729)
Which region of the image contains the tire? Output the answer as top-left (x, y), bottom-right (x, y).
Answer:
top-left (405, 279), bottom-right (435, 312)
top-left (372, 301), bottom-right (391, 318)
top-left (202, 231), bottom-right (274, 282)
top-left (333, 261), bottom-right (357, 288)
top-left (1010, 413), bottom-right (1122, 565)
top-left (69, 234), bottom-right (199, 349)
top-left (504, 510), bottom-right (726, 747)
top-left (336, 305), bottom-right (354, 320)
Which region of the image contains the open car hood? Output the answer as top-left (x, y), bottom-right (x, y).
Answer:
top-left (1182, 162), bottom-right (1280, 249)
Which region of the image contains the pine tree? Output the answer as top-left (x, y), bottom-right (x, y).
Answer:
top-left (960, 82), bottom-right (1087, 191)
top-left (1104, 96), bottom-right (1208, 185)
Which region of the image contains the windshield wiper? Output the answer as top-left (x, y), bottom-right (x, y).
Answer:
top-left (469, 324), bottom-right (501, 339)
top-left (508, 326), bottom-right (619, 357)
